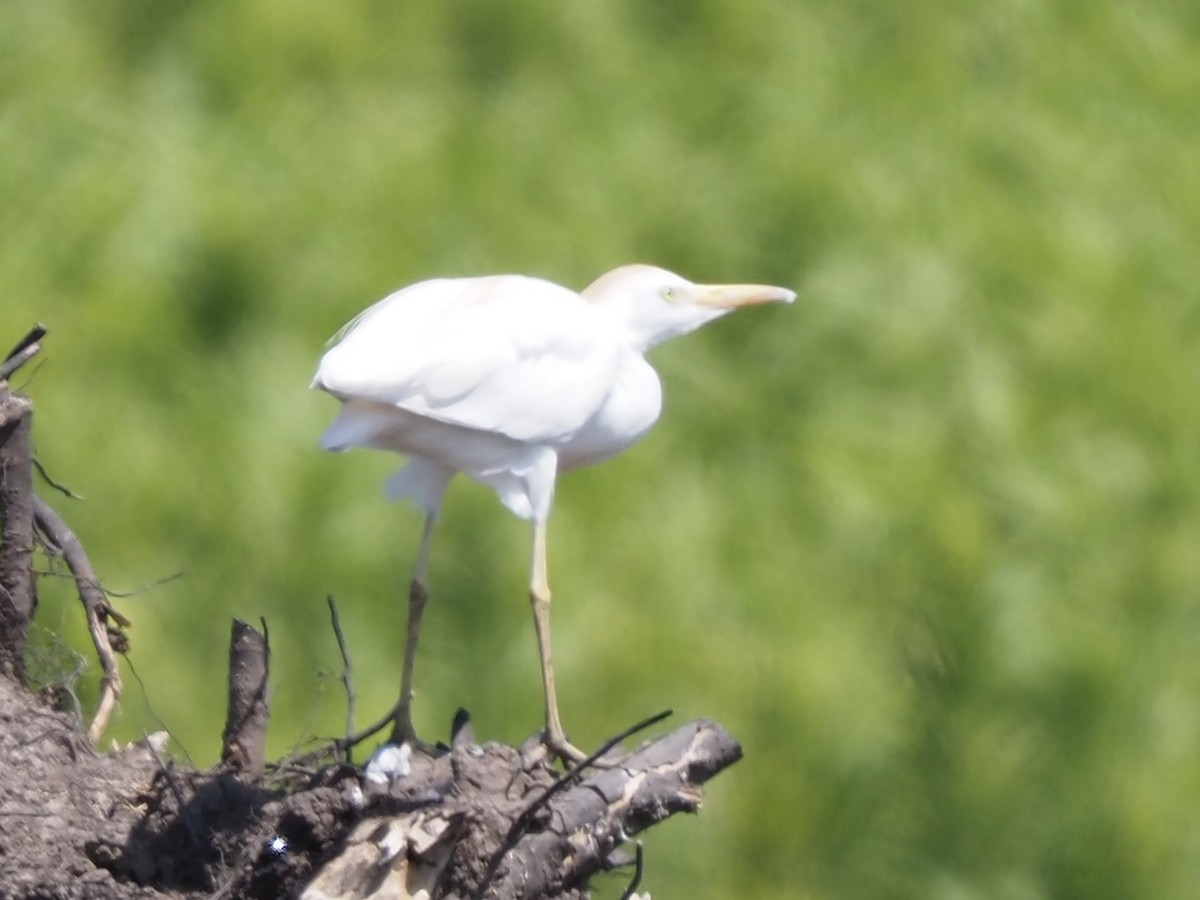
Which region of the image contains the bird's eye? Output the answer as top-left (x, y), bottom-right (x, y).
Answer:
top-left (661, 287), bottom-right (676, 302)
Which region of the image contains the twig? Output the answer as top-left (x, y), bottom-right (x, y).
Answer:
top-left (339, 701), bottom-right (399, 751)
top-left (473, 709), bottom-right (673, 900)
top-left (31, 496), bottom-right (124, 743)
top-left (492, 718), bottom-right (742, 900)
top-left (0, 345), bottom-right (40, 383)
top-left (0, 324), bottom-right (46, 381)
top-left (102, 571), bottom-right (184, 598)
top-left (326, 595), bottom-right (357, 762)
top-left (31, 456), bottom-right (84, 499)
top-left (284, 700), bottom-right (401, 771)
top-left (619, 841), bottom-right (645, 900)
top-left (2, 324), bottom-right (46, 364)
top-left (124, 653), bottom-right (196, 768)
top-left (512, 709), bottom-right (671, 841)
top-left (25, 569), bottom-right (141, 627)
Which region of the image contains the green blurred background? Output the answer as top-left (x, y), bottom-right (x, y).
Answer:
top-left (4, 1), bottom-right (1200, 897)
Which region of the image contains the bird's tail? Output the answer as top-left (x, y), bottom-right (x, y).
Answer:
top-left (318, 400), bottom-right (395, 451)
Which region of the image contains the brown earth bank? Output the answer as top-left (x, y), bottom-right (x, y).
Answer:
top-left (0, 676), bottom-right (740, 900)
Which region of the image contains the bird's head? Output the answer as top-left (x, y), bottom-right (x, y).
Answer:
top-left (582, 264), bottom-right (795, 350)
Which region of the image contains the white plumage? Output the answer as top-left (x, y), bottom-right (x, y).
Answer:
top-left (314, 264), bottom-right (793, 761)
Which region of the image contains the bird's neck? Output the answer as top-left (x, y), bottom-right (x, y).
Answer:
top-left (594, 301), bottom-right (717, 354)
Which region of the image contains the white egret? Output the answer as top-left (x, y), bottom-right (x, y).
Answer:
top-left (314, 264), bottom-right (794, 762)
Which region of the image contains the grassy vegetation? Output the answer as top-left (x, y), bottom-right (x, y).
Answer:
top-left (4, 1), bottom-right (1200, 897)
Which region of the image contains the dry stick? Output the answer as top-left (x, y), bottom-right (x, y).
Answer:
top-left (340, 702), bottom-right (399, 748)
top-left (31, 456), bottom-right (84, 499)
top-left (123, 653), bottom-right (197, 769)
top-left (489, 719), bottom-right (742, 900)
top-left (32, 496), bottom-right (123, 744)
top-left (285, 700), bottom-right (400, 771)
top-left (323, 701), bottom-right (398, 762)
top-left (266, 598), bottom-right (364, 774)
top-left (103, 571), bottom-right (183, 599)
top-left (326, 594), bottom-right (357, 762)
top-left (473, 709), bottom-right (673, 900)
top-left (221, 618), bottom-right (271, 776)
top-left (0, 325), bottom-right (46, 382)
top-left (1, 324), bottom-right (46, 366)
top-left (0, 346), bottom-right (42, 384)
top-left (619, 841), bottom-right (645, 900)
top-left (512, 710), bottom-right (672, 841)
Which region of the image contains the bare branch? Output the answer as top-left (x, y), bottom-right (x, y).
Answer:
top-left (487, 719), bottom-right (742, 900)
top-left (475, 708), bottom-right (672, 900)
top-left (32, 496), bottom-right (124, 744)
top-left (31, 456), bottom-right (84, 499)
top-left (326, 594), bottom-right (357, 761)
top-left (278, 700), bottom-right (402, 774)
top-left (310, 717), bottom-right (742, 900)
top-left (2, 324), bottom-right (47, 365)
top-left (508, 709), bottom-right (672, 841)
top-left (0, 324), bottom-right (46, 382)
top-left (100, 572), bottom-right (184, 601)
top-left (619, 840), bottom-right (645, 900)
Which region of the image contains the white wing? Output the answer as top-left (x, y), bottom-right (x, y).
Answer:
top-left (313, 275), bottom-right (619, 443)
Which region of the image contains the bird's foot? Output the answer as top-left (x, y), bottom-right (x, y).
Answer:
top-left (404, 734), bottom-right (442, 758)
top-left (536, 727), bottom-right (620, 770)
top-left (546, 734), bottom-right (589, 767)
top-left (388, 716), bottom-right (440, 759)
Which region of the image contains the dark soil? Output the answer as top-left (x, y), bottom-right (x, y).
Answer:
top-left (0, 678), bottom-right (740, 900)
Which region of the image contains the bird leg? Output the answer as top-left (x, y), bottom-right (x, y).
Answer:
top-left (390, 512), bottom-right (437, 751)
top-left (530, 520), bottom-right (587, 765)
